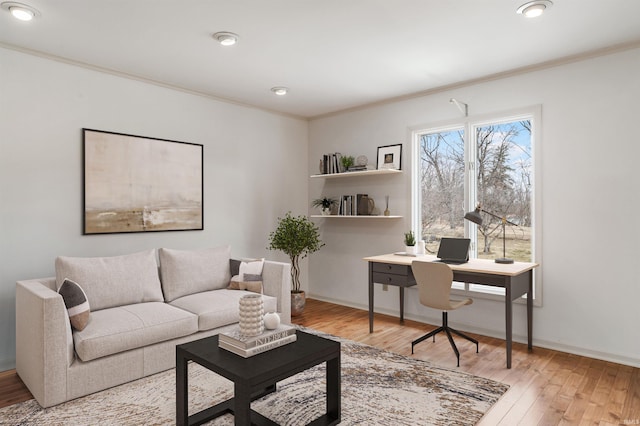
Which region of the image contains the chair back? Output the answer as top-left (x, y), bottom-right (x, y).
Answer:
top-left (411, 261), bottom-right (455, 311)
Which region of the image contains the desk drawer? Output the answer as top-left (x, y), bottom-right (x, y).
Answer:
top-left (372, 272), bottom-right (414, 287)
top-left (372, 262), bottom-right (411, 275)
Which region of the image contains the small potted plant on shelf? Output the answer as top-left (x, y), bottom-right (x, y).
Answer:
top-left (340, 155), bottom-right (355, 172)
top-left (404, 230), bottom-right (416, 255)
top-left (311, 197), bottom-right (338, 215)
top-left (268, 212), bottom-right (325, 316)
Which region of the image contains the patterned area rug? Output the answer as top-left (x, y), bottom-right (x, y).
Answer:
top-left (1, 330), bottom-right (508, 425)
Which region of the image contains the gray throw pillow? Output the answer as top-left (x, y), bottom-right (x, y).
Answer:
top-left (58, 279), bottom-right (90, 331)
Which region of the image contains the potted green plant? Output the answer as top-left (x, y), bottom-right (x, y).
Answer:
top-left (268, 212), bottom-right (325, 315)
top-left (404, 230), bottom-right (416, 255)
top-left (340, 155), bottom-right (355, 172)
top-left (311, 197), bottom-right (338, 215)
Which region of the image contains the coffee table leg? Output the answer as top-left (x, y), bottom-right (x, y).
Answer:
top-left (176, 351), bottom-right (188, 426)
top-left (234, 381), bottom-right (252, 425)
top-left (326, 350), bottom-right (341, 423)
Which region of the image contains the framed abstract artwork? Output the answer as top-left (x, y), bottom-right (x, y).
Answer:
top-left (83, 128), bottom-right (203, 234)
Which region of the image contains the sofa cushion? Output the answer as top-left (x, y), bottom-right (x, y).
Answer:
top-left (58, 279), bottom-right (90, 331)
top-left (55, 250), bottom-right (163, 311)
top-left (73, 302), bottom-right (198, 362)
top-left (170, 289), bottom-right (277, 331)
top-left (159, 246), bottom-right (231, 302)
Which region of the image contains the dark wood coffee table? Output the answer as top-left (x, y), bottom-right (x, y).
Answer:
top-left (176, 330), bottom-right (341, 426)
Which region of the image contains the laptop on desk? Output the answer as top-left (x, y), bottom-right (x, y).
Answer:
top-left (435, 237), bottom-right (471, 264)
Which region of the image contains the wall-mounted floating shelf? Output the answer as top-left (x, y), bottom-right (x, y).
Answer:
top-left (310, 169), bottom-right (402, 179)
top-left (310, 215), bottom-right (402, 219)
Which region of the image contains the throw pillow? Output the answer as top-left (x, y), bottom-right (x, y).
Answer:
top-left (58, 279), bottom-right (90, 331)
top-left (239, 258), bottom-right (265, 281)
top-left (228, 275), bottom-right (263, 294)
top-left (229, 259), bottom-right (242, 277)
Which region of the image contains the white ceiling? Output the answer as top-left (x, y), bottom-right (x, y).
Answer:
top-left (2, 0), bottom-right (640, 119)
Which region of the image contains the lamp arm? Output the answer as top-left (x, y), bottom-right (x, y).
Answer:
top-left (480, 208), bottom-right (519, 227)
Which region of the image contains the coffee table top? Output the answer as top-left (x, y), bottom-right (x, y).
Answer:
top-left (177, 330), bottom-right (340, 384)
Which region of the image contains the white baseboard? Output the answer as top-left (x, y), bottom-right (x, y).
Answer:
top-left (307, 293), bottom-right (640, 369)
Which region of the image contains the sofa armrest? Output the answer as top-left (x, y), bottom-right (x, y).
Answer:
top-left (261, 261), bottom-right (291, 324)
top-left (16, 278), bottom-right (74, 408)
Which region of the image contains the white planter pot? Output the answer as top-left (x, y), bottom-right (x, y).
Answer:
top-left (405, 245), bottom-right (416, 255)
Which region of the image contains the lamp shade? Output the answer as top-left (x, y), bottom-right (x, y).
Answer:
top-left (464, 207), bottom-right (483, 225)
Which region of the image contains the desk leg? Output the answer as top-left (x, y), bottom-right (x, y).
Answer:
top-left (505, 281), bottom-right (513, 369)
top-left (527, 270), bottom-right (533, 351)
top-left (368, 262), bottom-right (374, 333)
top-left (399, 287), bottom-right (405, 322)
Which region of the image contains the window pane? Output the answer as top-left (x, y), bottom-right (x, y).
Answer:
top-left (474, 120), bottom-right (532, 263)
top-left (418, 128), bottom-right (465, 254)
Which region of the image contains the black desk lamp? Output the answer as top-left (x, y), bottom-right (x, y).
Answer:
top-left (464, 204), bottom-right (518, 264)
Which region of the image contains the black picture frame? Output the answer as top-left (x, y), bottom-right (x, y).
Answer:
top-left (376, 144), bottom-right (402, 170)
top-left (83, 128), bottom-right (203, 234)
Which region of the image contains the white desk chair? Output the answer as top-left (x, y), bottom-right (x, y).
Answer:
top-left (411, 260), bottom-right (479, 367)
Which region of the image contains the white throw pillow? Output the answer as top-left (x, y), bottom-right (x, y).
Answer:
top-left (239, 258), bottom-right (265, 281)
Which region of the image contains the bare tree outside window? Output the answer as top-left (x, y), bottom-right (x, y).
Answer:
top-left (475, 121), bottom-right (532, 262)
top-left (419, 120), bottom-right (532, 262)
top-left (419, 128), bottom-right (465, 254)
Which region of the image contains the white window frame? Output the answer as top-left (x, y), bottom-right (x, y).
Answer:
top-left (410, 105), bottom-right (542, 306)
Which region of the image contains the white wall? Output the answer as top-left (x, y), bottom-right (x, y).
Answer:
top-left (0, 47), bottom-right (308, 370)
top-left (308, 47), bottom-right (640, 367)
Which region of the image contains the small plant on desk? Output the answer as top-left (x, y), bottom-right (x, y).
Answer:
top-left (404, 231), bottom-right (416, 254)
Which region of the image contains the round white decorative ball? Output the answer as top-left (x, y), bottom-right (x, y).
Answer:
top-left (356, 155), bottom-right (368, 166)
top-left (263, 312), bottom-right (280, 330)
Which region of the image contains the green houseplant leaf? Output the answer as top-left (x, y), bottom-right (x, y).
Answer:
top-left (311, 197), bottom-right (338, 209)
top-left (267, 212), bottom-right (325, 293)
top-left (404, 230), bottom-right (416, 246)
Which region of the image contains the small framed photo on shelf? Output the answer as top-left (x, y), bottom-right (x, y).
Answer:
top-left (377, 144), bottom-right (402, 170)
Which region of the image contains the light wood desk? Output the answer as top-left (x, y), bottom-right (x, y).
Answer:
top-left (363, 253), bottom-right (539, 368)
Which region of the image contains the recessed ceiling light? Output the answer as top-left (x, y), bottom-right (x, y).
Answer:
top-left (516, 0), bottom-right (552, 18)
top-left (212, 32), bottom-right (238, 46)
top-left (271, 87), bottom-right (288, 96)
top-left (1, 1), bottom-right (40, 21)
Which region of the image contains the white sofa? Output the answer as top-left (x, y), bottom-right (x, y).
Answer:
top-left (15, 246), bottom-right (291, 408)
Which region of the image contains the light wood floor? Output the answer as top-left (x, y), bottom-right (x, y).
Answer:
top-left (2, 298), bottom-right (639, 425)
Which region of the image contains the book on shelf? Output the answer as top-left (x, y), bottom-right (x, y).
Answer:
top-left (219, 324), bottom-right (296, 349)
top-left (322, 152), bottom-right (345, 174)
top-left (219, 333), bottom-right (297, 358)
top-left (340, 195), bottom-right (354, 215)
